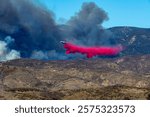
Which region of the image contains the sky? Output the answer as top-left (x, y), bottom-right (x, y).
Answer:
top-left (36, 0), bottom-right (150, 28)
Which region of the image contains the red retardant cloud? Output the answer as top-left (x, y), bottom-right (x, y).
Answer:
top-left (63, 42), bottom-right (124, 58)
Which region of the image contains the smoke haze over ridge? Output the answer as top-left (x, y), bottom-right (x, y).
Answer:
top-left (0, 0), bottom-right (116, 61)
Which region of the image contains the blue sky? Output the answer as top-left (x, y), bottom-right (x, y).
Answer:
top-left (36, 0), bottom-right (150, 28)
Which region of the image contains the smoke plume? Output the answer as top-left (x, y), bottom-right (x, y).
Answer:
top-left (62, 2), bottom-right (112, 46)
top-left (0, 36), bottom-right (20, 61)
top-left (0, 0), bottom-right (112, 61)
top-left (0, 0), bottom-right (63, 58)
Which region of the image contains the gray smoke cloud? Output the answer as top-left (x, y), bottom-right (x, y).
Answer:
top-left (0, 0), bottom-right (63, 58)
top-left (61, 2), bottom-right (113, 46)
top-left (0, 0), bottom-right (112, 61)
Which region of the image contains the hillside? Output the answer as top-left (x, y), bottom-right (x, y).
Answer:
top-left (0, 55), bottom-right (150, 99)
top-left (108, 27), bottom-right (150, 55)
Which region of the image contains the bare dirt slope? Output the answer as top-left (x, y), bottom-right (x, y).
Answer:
top-left (0, 55), bottom-right (150, 99)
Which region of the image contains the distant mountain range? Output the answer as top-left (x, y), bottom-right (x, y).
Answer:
top-left (108, 26), bottom-right (150, 55)
top-left (0, 26), bottom-right (150, 60)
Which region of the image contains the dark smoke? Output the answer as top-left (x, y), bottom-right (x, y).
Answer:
top-left (62, 2), bottom-right (112, 46)
top-left (0, 0), bottom-right (112, 61)
top-left (0, 0), bottom-right (63, 58)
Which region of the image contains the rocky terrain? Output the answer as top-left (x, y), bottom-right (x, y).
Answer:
top-left (0, 54), bottom-right (150, 100)
top-left (108, 27), bottom-right (150, 55)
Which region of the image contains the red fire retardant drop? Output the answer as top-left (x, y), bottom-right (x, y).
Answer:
top-left (63, 42), bottom-right (124, 58)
